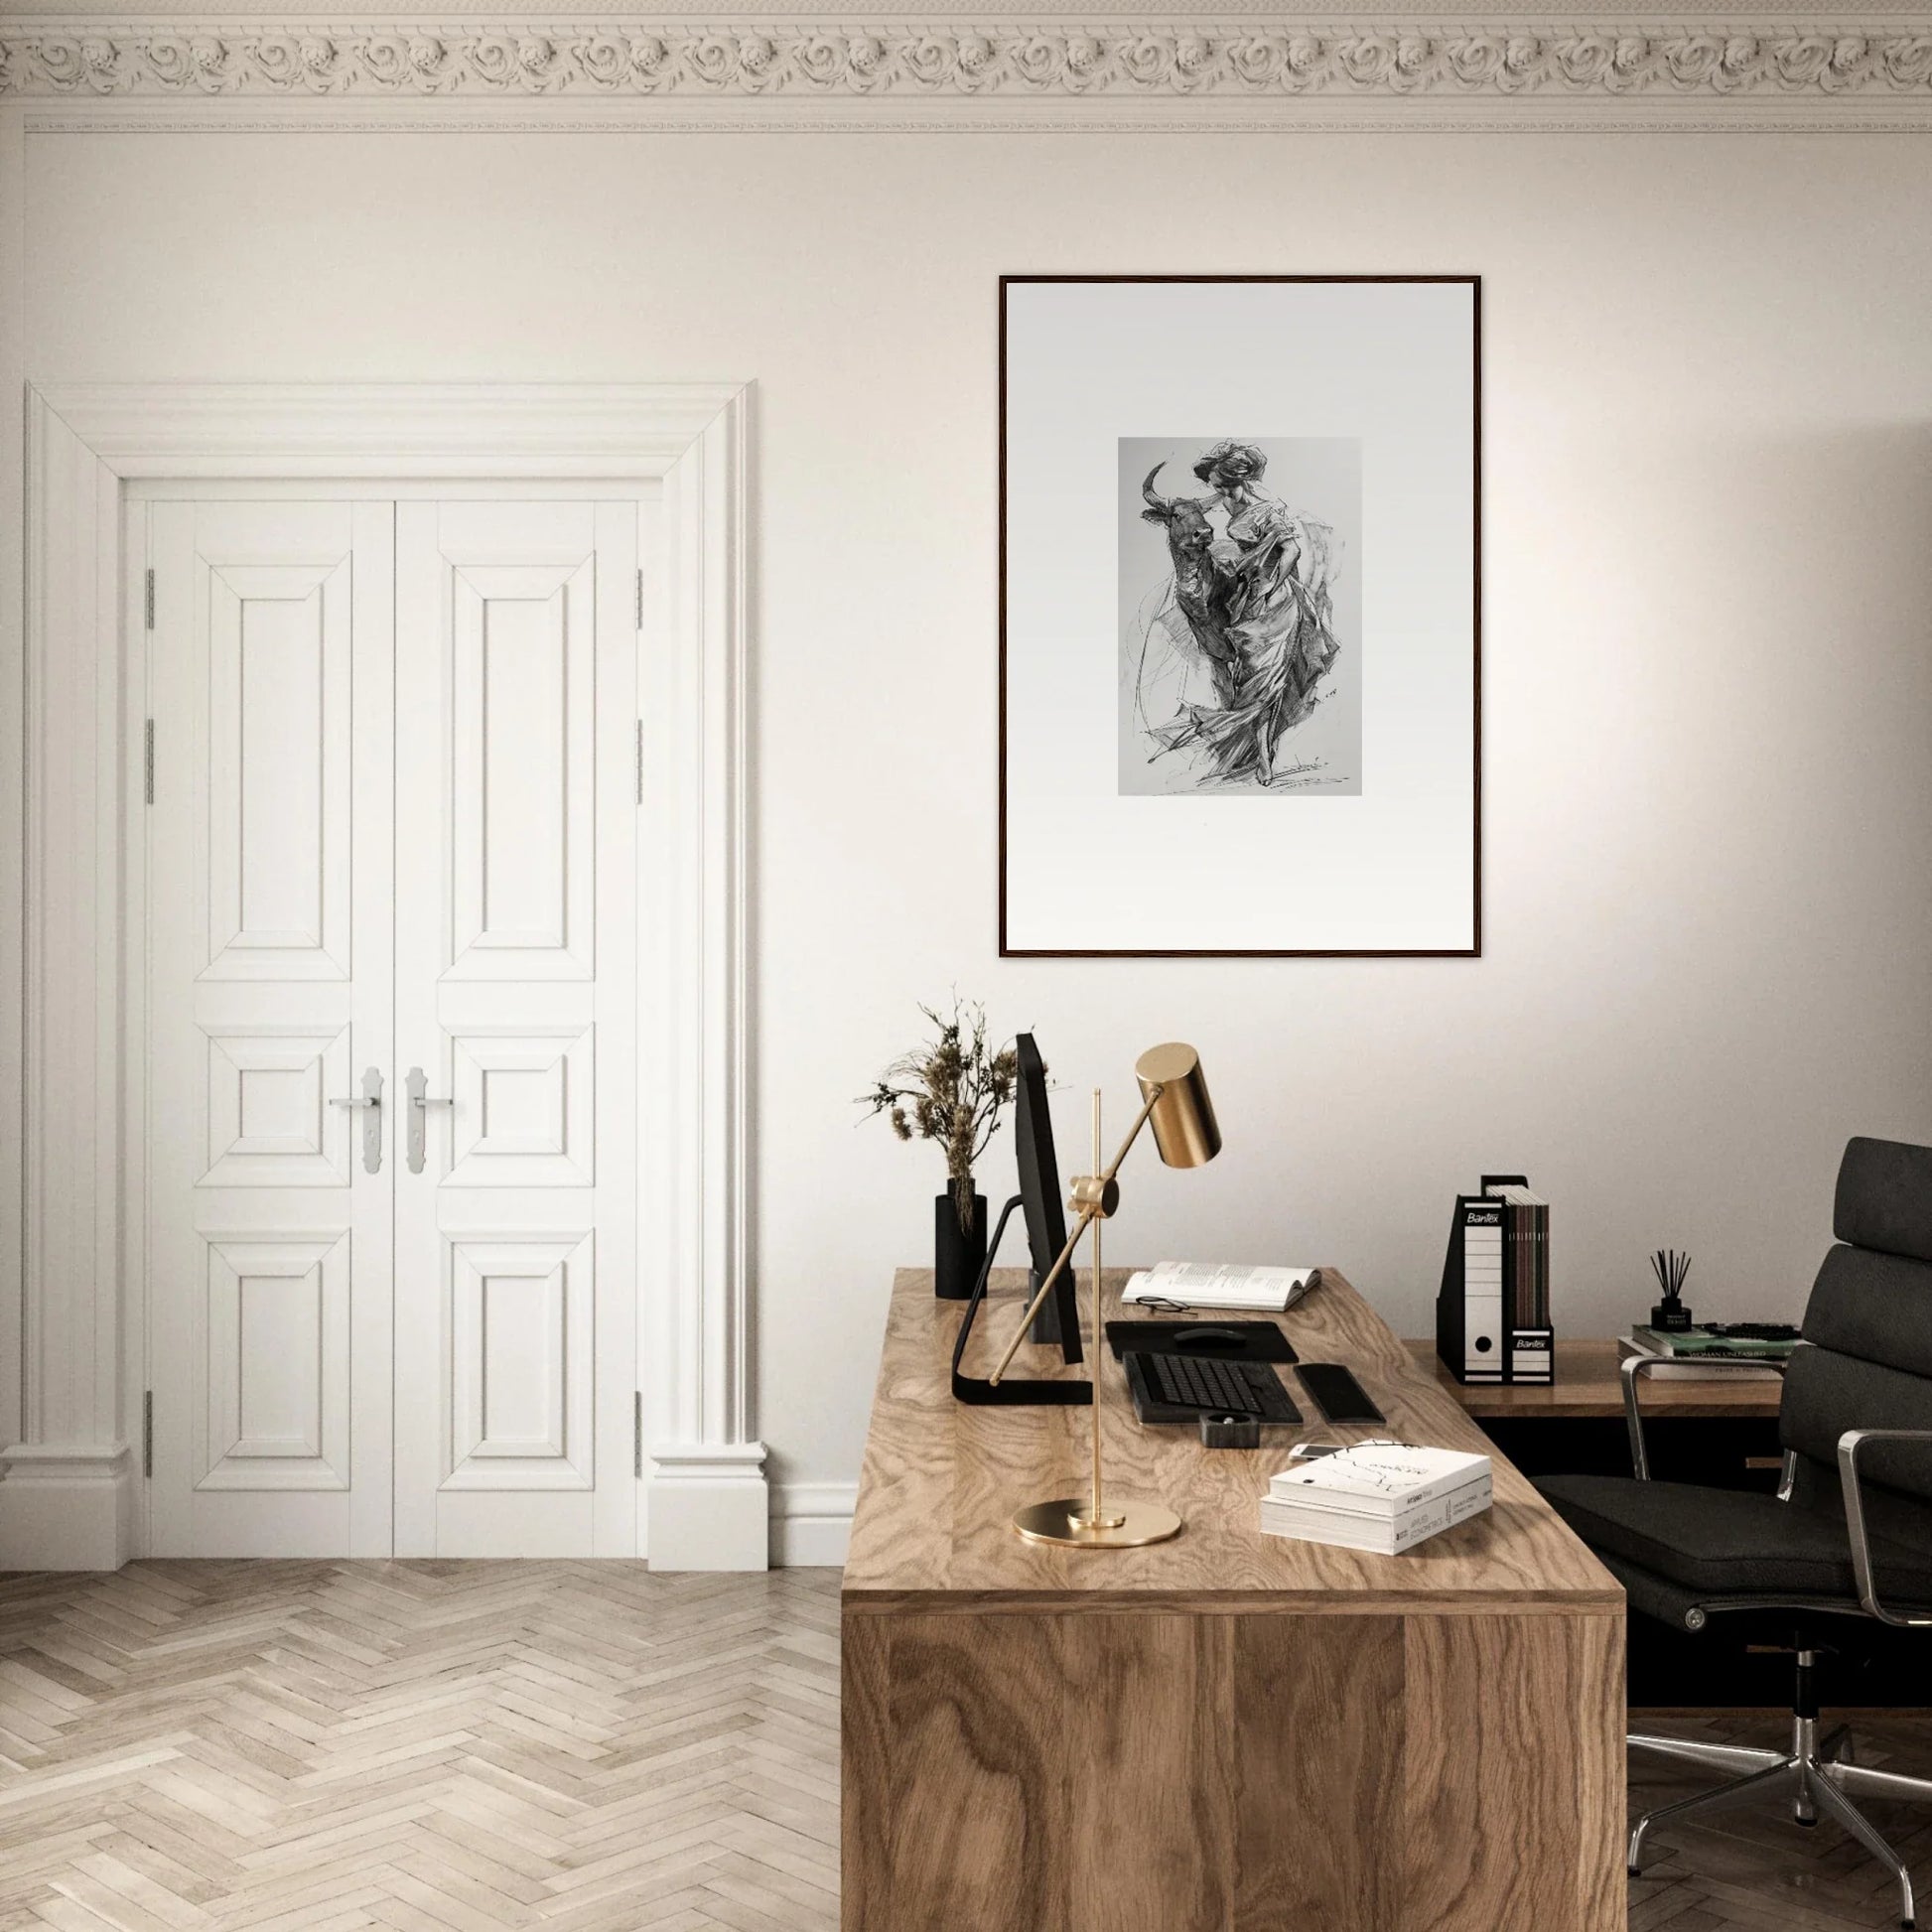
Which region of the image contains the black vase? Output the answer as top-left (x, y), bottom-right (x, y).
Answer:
top-left (934, 1188), bottom-right (989, 1301)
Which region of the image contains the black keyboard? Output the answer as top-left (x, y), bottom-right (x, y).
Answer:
top-left (1127, 1351), bottom-right (1302, 1424)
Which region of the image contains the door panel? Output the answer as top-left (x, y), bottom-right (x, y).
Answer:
top-left (449, 562), bottom-right (596, 978)
top-left (446, 1231), bottom-right (594, 1488)
top-left (393, 501), bottom-right (637, 1557)
top-left (147, 501), bottom-right (395, 1557)
top-left (201, 1026), bottom-right (353, 1187)
top-left (447, 1028), bottom-right (595, 1187)
top-left (204, 564), bottom-right (352, 977)
top-left (200, 1232), bottom-right (350, 1490)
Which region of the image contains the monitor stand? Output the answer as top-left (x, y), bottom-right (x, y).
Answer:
top-left (951, 1196), bottom-right (1091, 1407)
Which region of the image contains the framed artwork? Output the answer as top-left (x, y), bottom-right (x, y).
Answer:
top-left (999, 274), bottom-right (1481, 957)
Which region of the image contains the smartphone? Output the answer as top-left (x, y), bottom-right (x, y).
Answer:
top-left (1297, 1363), bottom-right (1385, 1426)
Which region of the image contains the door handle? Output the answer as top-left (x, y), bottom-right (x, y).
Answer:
top-left (329, 1066), bottom-right (385, 1174)
top-left (405, 1066), bottom-right (454, 1175)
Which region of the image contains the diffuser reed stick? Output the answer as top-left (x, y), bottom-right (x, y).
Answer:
top-left (1649, 1248), bottom-right (1694, 1331)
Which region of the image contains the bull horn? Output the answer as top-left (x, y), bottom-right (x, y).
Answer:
top-left (1142, 463), bottom-right (1173, 509)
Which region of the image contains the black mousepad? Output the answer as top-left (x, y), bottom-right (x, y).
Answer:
top-left (1105, 1319), bottom-right (1297, 1365)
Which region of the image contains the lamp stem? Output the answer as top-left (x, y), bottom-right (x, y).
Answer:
top-left (1096, 1085), bottom-right (1165, 1190)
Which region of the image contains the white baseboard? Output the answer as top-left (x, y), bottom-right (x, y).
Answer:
top-left (771, 1481), bottom-right (855, 1568)
top-left (0, 1442), bottom-right (851, 1574)
top-left (0, 1444), bottom-right (135, 1571)
top-left (0, 1441), bottom-right (850, 1573)
top-left (646, 1442), bottom-right (769, 1571)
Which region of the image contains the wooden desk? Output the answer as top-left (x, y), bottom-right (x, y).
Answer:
top-left (843, 1269), bottom-right (1625, 1932)
top-left (1407, 1336), bottom-right (1783, 1419)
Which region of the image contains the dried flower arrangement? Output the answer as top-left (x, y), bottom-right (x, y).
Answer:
top-left (860, 998), bottom-right (1020, 1233)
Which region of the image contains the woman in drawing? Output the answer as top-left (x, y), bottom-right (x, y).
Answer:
top-left (1134, 440), bottom-right (1341, 789)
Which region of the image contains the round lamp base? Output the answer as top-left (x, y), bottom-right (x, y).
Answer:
top-left (1012, 1497), bottom-right (1182, 1549)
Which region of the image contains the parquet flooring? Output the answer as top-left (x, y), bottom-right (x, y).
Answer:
top-left (0, 1563), bottom-right (839, 1932)
top-left (0, 1562), bottom-right (1925, 1929)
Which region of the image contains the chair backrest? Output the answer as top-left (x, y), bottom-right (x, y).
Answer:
top-left (1780, 1138), bottom-right (1932, 1542)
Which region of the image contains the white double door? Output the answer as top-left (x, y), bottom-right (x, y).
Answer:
top-left (146, 494), bottom-right (640, 1558)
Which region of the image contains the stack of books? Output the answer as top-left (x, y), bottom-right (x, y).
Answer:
top-left (1258, 1444), bottom-right (1492, 1556)
top-left (1618, 1324), bottom-right (1797, 1382)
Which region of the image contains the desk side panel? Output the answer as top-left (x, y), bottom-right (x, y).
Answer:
top-left (848, 1608), bottom-right (1070, 1931)
top-left (841, 1604), bottom-right (1623, 1932)
top-left (1063, 1613), bottom-right (1236, 1932)
top-left (1402, 1610), bottom-right (1625, 1932)
top-left (1232, 1614), bottom-right (1406, 1931)
top-left (840, 1612), bottom-right (892, 1932)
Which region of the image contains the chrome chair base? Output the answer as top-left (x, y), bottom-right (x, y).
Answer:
top-left (1629, 1711), bottom-right (1932, 1929)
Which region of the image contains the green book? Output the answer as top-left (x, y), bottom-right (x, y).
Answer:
top-left (1631, 1325), bottom-right (1796, 1360)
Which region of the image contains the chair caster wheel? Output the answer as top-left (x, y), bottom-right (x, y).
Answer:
top-left (1627, 1868), bottom-right (1640, 1878)
top-left (1796, 1815), bottom-right (1818, 1828)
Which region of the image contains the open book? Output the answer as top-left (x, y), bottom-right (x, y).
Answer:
top-left (1121, 1261), bottom-right (1317, 1312)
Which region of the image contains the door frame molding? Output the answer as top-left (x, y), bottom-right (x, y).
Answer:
top-left (7, 381), bottom-right (763, 1570)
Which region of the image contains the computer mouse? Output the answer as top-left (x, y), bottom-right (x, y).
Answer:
top-left (1174, 1327), bottom-right (1246, 1349)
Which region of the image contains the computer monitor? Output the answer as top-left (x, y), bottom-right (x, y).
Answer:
top-left (948, 1031), bottom-right (1090, 1406)
top-left (1014, 1034), bottom-right (1083, 1363)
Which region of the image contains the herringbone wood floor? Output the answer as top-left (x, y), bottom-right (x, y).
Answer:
top-left (0, 1563), bottom-right (1925, 1930)
top-left (0, 1563), bottom-right (839, 1932)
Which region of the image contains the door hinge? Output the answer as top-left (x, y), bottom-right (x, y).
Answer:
top-left (144, 568), bottom-right (155, 630)
top-left (144, 720), bottom-right (155, 805)
top-left (633, 1392), bottom-right (643, 1479)
top-left (635, 567), bottom-right (644, 631)
top-left (142, 1391), bottom-right (153, 1478)
top-left (634, 720), bottom-right (644, 806)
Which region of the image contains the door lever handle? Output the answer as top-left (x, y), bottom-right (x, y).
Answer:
top-left (329, 1066), bottom-right (385, 1173)
top-left (405, 1066), bottom-right (454, 1175)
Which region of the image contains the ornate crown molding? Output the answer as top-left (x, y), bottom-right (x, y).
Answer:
top-left (3, 16), bottom-right (1932, 114)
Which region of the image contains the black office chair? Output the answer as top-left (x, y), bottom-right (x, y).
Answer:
top-left (1538, 1136), bottom-right (1932, 1930)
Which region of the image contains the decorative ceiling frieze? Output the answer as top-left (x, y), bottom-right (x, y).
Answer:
top-left (3, 15), bottom-right (1931, 121)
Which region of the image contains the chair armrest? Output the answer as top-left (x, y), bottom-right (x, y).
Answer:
top-left (1620, 1351), bottom-right (1789, 1481)
top-left (1837, 1429), bottom-right (1932, 1627)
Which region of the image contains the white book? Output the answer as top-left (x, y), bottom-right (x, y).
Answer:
top-left (1268, 1443), bottom-right (1490, 1517)
top-left (1267, 1475), bottom-right (1491, 1538)
top-left (1260, 1472), bottom-right (1492, 1556)
top-left (1121, 1261), bottom-right (1316, 1312)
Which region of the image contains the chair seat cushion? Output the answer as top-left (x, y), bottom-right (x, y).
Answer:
top-left (1536, 1473), bottom-right (1932, 1602)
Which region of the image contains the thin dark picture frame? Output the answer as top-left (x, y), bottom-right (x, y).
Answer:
top-left (997, 272), bottom-right (1482, 959)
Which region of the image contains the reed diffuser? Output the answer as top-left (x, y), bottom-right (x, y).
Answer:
top-left (1649, 1248), bottom-right (1694, 1332)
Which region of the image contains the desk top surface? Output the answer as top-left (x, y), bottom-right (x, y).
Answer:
top-left (843, 1268), bottom-right (1621, 1615)
top-left (1408, 1338), bottom-right (1785, 1419)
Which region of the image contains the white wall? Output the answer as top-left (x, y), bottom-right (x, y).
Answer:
top-left (22, 127), bottom-right (1932, 1540)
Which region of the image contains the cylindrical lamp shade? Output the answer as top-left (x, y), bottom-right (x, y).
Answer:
top-left (1134, 1042), bottom-right (1222, 1169)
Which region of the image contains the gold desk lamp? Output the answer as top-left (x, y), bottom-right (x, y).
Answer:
top-left (987, 1042), bottom-right (1221, 1549)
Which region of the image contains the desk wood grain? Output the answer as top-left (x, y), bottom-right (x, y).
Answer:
top-left (844, 1267), bottom-right (1620, 1613)
top-left (841, 1268), bottom-right (1625, 1932)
